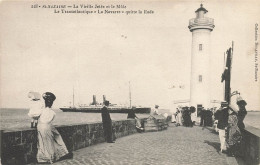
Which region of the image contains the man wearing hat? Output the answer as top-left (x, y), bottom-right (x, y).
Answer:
top-left (214, 101), bottom-right (229, 153)
top-left (101, 100), bottom-right (115, 143)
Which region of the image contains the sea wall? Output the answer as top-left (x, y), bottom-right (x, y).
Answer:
top-left (0, 118), bottom-right (146, 165)
top-left (242, 125), bottom-right (260, 165)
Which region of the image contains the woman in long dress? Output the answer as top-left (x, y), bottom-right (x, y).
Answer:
top-left (182, 107), bottom-right (193, 127)
top-left (226, 106), bottom-right (242, 156)
top-left (37, 92), bottom-right (69, 163)
top-left (226, 95), bottom-right (247, 157)
top-left (235, 95), bottom-right (247, 156)
top-left (175, 107), bottom-right (183, 126)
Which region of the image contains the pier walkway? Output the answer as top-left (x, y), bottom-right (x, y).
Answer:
top-left (32, 124), bottom-right (242, 165)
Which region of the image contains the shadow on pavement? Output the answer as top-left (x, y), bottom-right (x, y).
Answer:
top-left (201, 126), bottom-right (219, 135)
top-left (204, 140), bottom-right (221, 154)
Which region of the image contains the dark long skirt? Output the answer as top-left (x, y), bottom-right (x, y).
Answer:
top-left (182, 111), bottom-right (193, 127)
top-left (204, 111), bottom-right (213, 127)
top-left (103, 121), bottom-right (113, 142)
top-left (226, 113), bottom-right (242, 156)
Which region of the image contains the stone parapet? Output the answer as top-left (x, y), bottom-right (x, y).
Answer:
top-left (144, 115), bottom-right (168, 132)
top-left (0, 118), bottom-right (147, 165)
top-left (241, 125), bottom-right (260, 165)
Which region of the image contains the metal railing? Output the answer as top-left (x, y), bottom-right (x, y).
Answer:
top-left (189, 17), bottom-right (214, 26)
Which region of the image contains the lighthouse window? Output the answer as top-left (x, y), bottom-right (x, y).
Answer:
top-left (199, 44), bottom-right (203, 51)
top-left (199, 75), bottom-right (202, 82)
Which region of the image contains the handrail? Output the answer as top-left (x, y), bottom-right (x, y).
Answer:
top-left (189, 17), bottom-right (214, 26)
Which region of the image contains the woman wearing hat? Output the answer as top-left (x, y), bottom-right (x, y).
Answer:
top-left (236, 96), bottom-right (247, 130)
top-left (37, 92), bottom-right (69, 163)
top-left (182, 106), bottom-right (193, 127)
top-left (226, 95), bottom-right (247, 156)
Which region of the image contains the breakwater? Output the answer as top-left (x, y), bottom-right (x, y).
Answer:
top-left (0, 118), bottom-right (146, 165)
top-left (0, 119), bottom-right (259, 165)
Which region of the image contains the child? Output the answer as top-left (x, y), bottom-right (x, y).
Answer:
top-left (28, 91), bottom-right (43, 128)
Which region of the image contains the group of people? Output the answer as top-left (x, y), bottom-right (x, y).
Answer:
top-left (172, 106), bottom-right (196, 127)
top-left (102, 97), bottom-right (248, 158)
top-left (28, 90), bottom-right (248, 162)
top-left (214, 96), bottom-right (247, 157)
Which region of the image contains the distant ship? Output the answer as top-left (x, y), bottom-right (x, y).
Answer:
top-left (60, 87), bottom-right (151, 114)
top-left (60, 105), bottom-right (151, 114)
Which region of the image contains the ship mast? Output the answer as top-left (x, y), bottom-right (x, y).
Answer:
top-left (73, 86), bottom-right (75, 108)
top-left (223, 52), bottom-right (226, 100)
top-left (129, 81), bottom-right (131, 108)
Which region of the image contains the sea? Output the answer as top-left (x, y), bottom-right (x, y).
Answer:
top-left (0, 108), bottom-right (259, 130)
top-left (0, 108), bottom-right (150, 130)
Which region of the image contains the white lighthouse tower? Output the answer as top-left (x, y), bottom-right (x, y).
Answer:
top-left (188, 4), bottom-right (215, 113)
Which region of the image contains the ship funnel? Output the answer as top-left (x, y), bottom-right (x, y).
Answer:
top-left (103, 95), bottom-right (106, 104)
top-left (92, 95), bottom-right (97, 105)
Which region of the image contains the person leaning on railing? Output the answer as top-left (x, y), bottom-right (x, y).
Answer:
top-left (127, 107), bottom-right (144, 132)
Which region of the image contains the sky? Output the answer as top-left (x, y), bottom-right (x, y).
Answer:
top-left (0, 0), bottom-right (259, 110)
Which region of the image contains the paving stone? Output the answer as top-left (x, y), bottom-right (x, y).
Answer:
top-left (30, 124), bottom-right (239, 165)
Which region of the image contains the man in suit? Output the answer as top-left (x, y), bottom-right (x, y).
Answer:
top-left (200, 107), bottom-right (205, 126)
top-left (214, 101), bottom-right (229, 153)
top-left (101, 100), bottom-right (115, 143)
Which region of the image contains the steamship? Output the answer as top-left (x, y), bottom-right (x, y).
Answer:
top-left (60, 94), bottom-right (151, 114)
top-left (60, 105), bottom-right (151, 113)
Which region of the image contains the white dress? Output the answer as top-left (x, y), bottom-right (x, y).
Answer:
top-left (171, 113), bottom-right (177, 123)
top-left (37, 108), bottom-right (69, 163)
top-left (176, 111), bottom-right (183, 125)
top-left (28, 100), bottom-right (43, 118)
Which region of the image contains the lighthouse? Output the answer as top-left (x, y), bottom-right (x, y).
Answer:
top-left (188, 4), bottom-right (215, 113)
